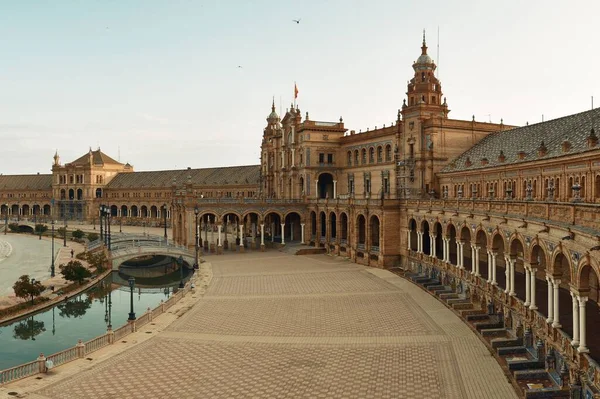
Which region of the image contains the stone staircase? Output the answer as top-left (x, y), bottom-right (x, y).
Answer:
top-left (402, 270), bottom-right (572, 398)
top-left (278, 243), bottom-right (326, 256)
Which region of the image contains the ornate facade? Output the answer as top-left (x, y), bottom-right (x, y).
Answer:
top-left (2, 34), bottom-right (600, 395)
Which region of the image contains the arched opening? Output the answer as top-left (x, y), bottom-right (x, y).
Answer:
top-left (595, 175), bottom-right (600, 199)
top-left (150, 206), bottom-right (158, 218)
top-left (141, 206), bottom-right (148, 218)
top-left (361, 148), bottom-right (367, 164)
top-left (43, 204), bottom-right (51, 216)
top-left (110, 205), bottom-right (118, 217)
top-left (310, 211), bottom-right (317, 243)
top-left (579, 263), bottom-right (600, 359)
top-left (553, 252), bottom-right (573, 337)
top-left (460, 226), bottom-right (471, 270)
top-left (354, 150), bottom-right (359, 165)
top-left (60, 189), bottom-right (66, 200)
top-left (370, 215), bottom-right (380, 249)
top-left (131, 205), bottom-right (139, 217)
top-left (22, 204), bottom-right (30, 218)
top-left (340, 212), bottom-right (348, 244)
top-left (121, 205), bottom-right (128, 217)
top-left (510, 238), bottom-right (526, 301)
top-left (530, 244), bottom-right (548, 317)
top-left (263, 212), bottom-right (282, 244)
top-left (96, 188), bottom-right (102, 198)
top-left (357, 215), bottom-right (366, 249)
top-left (77, 188), bottom-right (83, 200)
top-left (0, 204), bottom-right (8, 216)
top-left (492, 234), bottom-right (506, 289)
top-left (447, 224), bottom-right (457, 264)
top-left (299, 176), bottom-right (304, 196)
top-left (385, 144), bottom-right (392, 161)
top-left (377, 146), bottom-right (383, 162)
top-left (317, 173), bottom-right (334, 199)
top-left (68, 189), bottom-right (75, 200)
top-left (421, 221), bottom-right (431, 256)
top-left (408, 219), bottom-right (418, 252)
top-left (11, 204), bottom-right (19, 218)
top-left (32, 204), bottom-right (41, 216)
top-left (284, 212), bottom-right (302, 243)
top-left (319, 212), bottom-right (326, 239)
top-left (475, 230), bottom-right (488, 279)
top-left (434, 222), bottom-right (443, 260)
top-left (329, 212), bottom-right (337, 239)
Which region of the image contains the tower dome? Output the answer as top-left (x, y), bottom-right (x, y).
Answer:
top-left (266, 98), bottom-right (279, 122)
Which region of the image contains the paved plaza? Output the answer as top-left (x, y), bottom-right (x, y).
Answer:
top-left (2, 251), bottom-right (517, 398)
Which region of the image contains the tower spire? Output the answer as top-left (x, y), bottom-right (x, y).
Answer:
top-left (272, 96), bottom-right (275, 112)
top-left (421, 29), bottom-right (428, 55)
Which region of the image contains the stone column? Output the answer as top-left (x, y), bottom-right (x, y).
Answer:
top-left (552, 279), bottom-right (561, 328)
top-left (315, 181), bottom-right (319, 199)
top-left (407, 230), bottom-right (411, 251)
top-left (457, 241), bottom-right (464, 268)
top-left (239, 224), bottom-right (244, 248)
top-left (417, 232), bottom-right (422, 253)
top-left (509, 258), bottom-right (516, 296)
top-left (530, 268), bottom-right (537, 309)
top-left (524, 267), bottom-right (531, 306)
top-left (281, 224), bottom-right (285, 245)
top-left (546, 276), bottom-right (554, 323)
top-left (333, 180), bottom-right (337, 198)
top-left (474, 246), bottom-right (480, 276)
top-left (442, 238), bottom-right (447, 262)
top-left (430, 234), bottom-right (436, 258)
top-left (260, 224), bottom-right (265, 251)
top-left (486, 251), bottom-right (492, 283)
top-left (491, 253), bottom-right (497, 285)
top-left (571, 292), bottom-right (580, 346)
top-left (578, 296), bottom-right (589, 353)
top-left (301, 223), bottom-right (305, 244)
top-left (504, 257), bottom-right (510, 294)
top-left (217, 224), bottom-right (223, 254)
top-left (470, 245), bottom-right (475, 274)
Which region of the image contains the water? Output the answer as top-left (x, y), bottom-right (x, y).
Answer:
top-left (0, 273), bottom-right (183, 371)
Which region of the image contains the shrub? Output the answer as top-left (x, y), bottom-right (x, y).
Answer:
top-left (35, 224), bottom-right (48, 234)
top-left (71, 229), bottom-right (85, 239)
top-left (59, 260), bottom-right (92, 284)
top-left (57, 227), bottom-right (67, 238)
top-left (87, 232), bottom-right (99, 242)
top-left (8, 223), bottom-right (19, 232)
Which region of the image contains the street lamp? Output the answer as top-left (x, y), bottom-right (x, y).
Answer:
top-left (63, 210), bottom-right (67, 247)
top-left (177, 255), bottom-right (184, 288)
top-left (99, 205), bottom-right (104, 244)
top-left (128, 277), bottom-right (136, 321)
top-left (51, 220), bottom-right (55, 277)
top-left (194, 207), bottom-right (199, 270)
top-left (4, 203), bottom-right (8, 235)
top-left (162, 204), bottom-right (168, 242)
top-left (30, 278), bottom-right (36, 305)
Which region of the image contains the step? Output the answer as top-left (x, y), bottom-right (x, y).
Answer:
top-left (421, 280), bottom-right (441, 288)
top-left (508, 359), bottom-right (545, 371)
top-left (438, 293), bottom-right (458, 300)
top-left (480, 327), bottom-right (507, 337)
top-left (426, 284), bottom-right (446, 292)
top-left (474, 321), bottom-right (503, 331)
top-left (524, 388), bottom-right (569, 399)
top-left (491, 337), bottom-right (522, 349)
top-left (459, 309), bottom-right (485, 318)
top-left (466, 313), bottom-right (491, 322)
top-left (514, 369), bottom-right (549, 381)
top-left (497, 346), bottom-right (528, 356)
top-left (446, 298), bottom-right (469, 306)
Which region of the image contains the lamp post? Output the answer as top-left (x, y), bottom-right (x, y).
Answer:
top-left (33, 203), bottom-right (37, 227)
top-left (107, 207), bottom-right (111, 250)
top-left (51, 220), bottom-right (55, 277)
top-left (99, 205), bottom-right (103, 243)
top-left (63, 210), bottom-right (67, 247)
top-left (3, 204), bottom-right (7, 235)
top-left (194, 207), bottom-right (199, 270)
top-left (30, 278), bottom-right (36, 305)
top-left (162, 204), bottom-right (168, 243)
top-left (128, 277), bottom-right (136, 321)
top-left (177, 255), bottom-right (184, 288)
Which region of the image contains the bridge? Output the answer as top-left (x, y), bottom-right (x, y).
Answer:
top-left (88, 234), bottom-right (196, 271)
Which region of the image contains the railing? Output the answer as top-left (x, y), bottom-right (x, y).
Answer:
top-left (113, 324), bottom-right (131, 341)
top-left (357, 243), bottom-right (365, 251)
top-left (370, 246), bottom-right (380, 253)
top-left (0, 361), bottom-right (39, 385)
top-left (84, 334), bottom-right (110, 354)
top-left (46, 346), bottom-right (79, 367)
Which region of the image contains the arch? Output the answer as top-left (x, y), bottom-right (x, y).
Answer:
top-left (131, 205), bottom-right (139, 217)
top-left (475, 229), bottom-right (488, 279)
top-left (552, 251), bottom-right (572, 284)
top-left (43, 204), bottom-right (51, 216)
top-left (354, 150), bottom-right (359, 166)
top-left (60, 189), bottom-right (66, 200)
top-left (433, 222), bottom-right (443, 260)
top-left (141, 205), bottom-right (148, 218)
top-left (357, 215), bottom-right (366, 247)
top-left (150, 206), bottom-right (158, 218)
top-left (22, 204), bottom-right (30, 217)
top-left (422, 220), bottom-right (431, 255)
top-left (447, 223), bottom-right (457, 265)
top-left (263, 211), bottom-right (282, 243)
top-left (408, 218), bottom-right (418, 252)
top-left (0, 204), bottom-right (8, 215)
top-left (283, 212), bottom-right (301, 242)
top-left (110, 205), bottom-right (118, 217)
top-left (68, 189), bottom-right (75, 200)
top-left (491, 232), bottom-right (507, 289)
top-left (96, 188), bottom-right (103, 198)
top-left (310, 211), bottom-right (317, 239)
top-left (319, 211), bottom-right (326, 238)
top-left (11, 204), bottom-right (19, 217)
top-left (385, 144), bottom-right (392, 161)
top-left (121, 205), bottom-right (128, 217)
top-left (459, 225), bottom-right (472, 270)
top-left (509, 237), bottom-right (526, 301)
top-left (329, 212), bottom-right (337, 239)
top-left (77, 188), bottom-right (83, 200)
top-left (317, 173), bottom-right (334, 199)
top-left (347, 151), bottom-right (352, 166)
top-left (376, 146), bottom-right (383, 162)
top-left (361, 148), bottom-right (367, 164)
top-left (370, 215), bottom-right (380, 248)
top-left (368, 147), bottom-right (375, 163)
top-left (32, 204), bottom-right (40, 216)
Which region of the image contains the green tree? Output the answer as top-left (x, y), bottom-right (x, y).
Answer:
top-left (87, 232), bottom-right (99, 242)
top-left (12, 275), bottom-right (45, 305)
top-left (59, 260), bottom-right (92, 284)
top-left (72, 229), bottom-right (85, 239)
top-left (35, 224), bottom-right (48, 236)
top-left (8, 223), bottom-right (19, 232)
top-left (13, 316), bottom-right (46, 340)
top-left (86, 251), bottom-right (108, 272)
top-left (57, 227), bottom-right (67, 238)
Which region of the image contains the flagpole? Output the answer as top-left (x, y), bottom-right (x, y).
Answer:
top-left (294, 81), bottom-right (296, 109)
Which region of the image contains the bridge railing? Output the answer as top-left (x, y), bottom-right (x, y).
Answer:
top-left (0, 276), bottom-right (195, 386)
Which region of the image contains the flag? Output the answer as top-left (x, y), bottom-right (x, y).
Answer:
top-left (294, 82), bottom-right (298, 99)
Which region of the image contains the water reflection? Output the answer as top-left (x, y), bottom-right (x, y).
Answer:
top-left (13, 316), bottom-right (45, 341)
top-left (57, 297), bottom-right (92, 319)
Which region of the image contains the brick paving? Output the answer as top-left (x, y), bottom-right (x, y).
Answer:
top-left (9, 251), bottom-right (517, 399)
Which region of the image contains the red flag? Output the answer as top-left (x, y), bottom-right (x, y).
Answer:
top-left (294, 83), bottom-right (298, 99)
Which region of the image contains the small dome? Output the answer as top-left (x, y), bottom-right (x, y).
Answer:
top-left (416, 53), bottom-right (433, 64)
top-left (266, 99), bottom-right (279, 121)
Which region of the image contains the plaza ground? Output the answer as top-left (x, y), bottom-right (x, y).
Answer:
top-left (1, 251), bottom-right (517, 399)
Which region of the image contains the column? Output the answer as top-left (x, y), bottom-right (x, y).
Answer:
top-left (211, 217), bottom-right (215, 247)
top-left (529, 268), bottom-right (537, 309)
top-left (474, 246), bottom-right (480, 276)
top-left (281, 224), bottom-right (285, 245)
top-left (430, 235), bottom-right (436, 258)
top-left (546, 276), bottom-right (554, 323)
top-left (504, 257), bottom-right (510, 294)
top-left (524, 267), bottom-right (531, 306)
top-left (578, 296), bottom-right (589, 353)
top-left (333, 180), bottom-right (337, 198)
top-left (552, 279), bottom-right (561, 328)
top-left (491, 252), bottom-right (497, 285)
top-left (456, 241), bottom-right (463, 268)
top-left (442, 238), bottom-right (447, 262)
top-left (407, 230), bottom-right (411, 251)
top-left (301, 223), bottom-right (305, 244)
top-left (571, 292), bottom-right (580, 346)
top-left (218, 224), bottom-right (222, 246)
top-left (315, 181), bottom-right (319, 199)
top-left (260, 224), bottom-right (265, 246)
top-left (509, 258), bottom-right (516, 296)
top-left (486, 251), bottom-right (492, 283)
top-left (239, 224), bottom-right (244, 247)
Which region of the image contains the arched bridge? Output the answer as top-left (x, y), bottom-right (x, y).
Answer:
top-left (103, 234), bottom-right (196, 271)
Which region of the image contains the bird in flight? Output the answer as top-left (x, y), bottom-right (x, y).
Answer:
top-left (292, 19), bottom-right (301, 24)
top-left (237, 65), bottom-right (243, 69)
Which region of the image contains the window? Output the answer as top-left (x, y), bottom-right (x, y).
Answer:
top-left (385, 145), bottom-right (392, 161)
top-left (369, 148), bottom-right (374, 163)
top-left (421, 72), bottom-right (425, 82)
top-left (377, 147), bottom-right (383, 162)
top-left (354, 150), bottom-right (359, 165)
top-left (366, 179), bottom-right (371, 193)
top-left (347, 151), bottom-right (352, 166)
top-left (361, 149), bottom-right (367, 164)
top-left (319, 153), bottom-right (325, 164)
top-left (431, 96), bottom-right (436, 104)
top-left (383, 178), bottom-right (389, 194)
top-left (327, 154), bottom-right (333, 164)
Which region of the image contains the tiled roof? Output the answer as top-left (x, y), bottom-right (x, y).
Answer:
top-left (106, 165), bottom-right (261, 189)
top-left (442, 108), bottom-right (600, 173)
top-left (69, 149), bottom-right (122, 166)
top-left (0, 174), bottom-right (53, 190)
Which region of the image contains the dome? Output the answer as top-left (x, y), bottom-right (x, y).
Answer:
top-left (266, 99), bottom-right (279, 121)
top-left (416, 53), bottom-right (433, 64)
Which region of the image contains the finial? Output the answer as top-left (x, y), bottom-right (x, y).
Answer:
top-left (423, 29), bottom-right (426, 46)
top-left (501, 118), bottom-right (503, 125)
top-left (272, 97), bottom-right (275, 112)
top-left (421, 29), bottom-right (428, 55)
top-left (305, 111), bottom-right (309, 120)
top-left (339, 116), bottom-right (343, 123)
top-left (472, 115), bottom-right (475, 122)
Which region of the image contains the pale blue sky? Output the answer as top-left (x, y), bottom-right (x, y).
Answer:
top-left (1, 0), bottom-right (599, 175)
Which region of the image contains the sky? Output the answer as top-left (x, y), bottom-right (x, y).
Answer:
top-left (1, 0), bottom-right (599, 175)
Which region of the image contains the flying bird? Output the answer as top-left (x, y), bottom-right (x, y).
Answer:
top-left (237, 65), bottom-right (243, 69)
top-left (292, 19), bottom-right (301, 24)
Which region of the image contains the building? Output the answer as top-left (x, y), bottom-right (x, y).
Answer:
top-left (2, 34), bottom-right (600, 395)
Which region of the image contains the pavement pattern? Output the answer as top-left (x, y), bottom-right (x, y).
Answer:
top-left (4, 251), bottom-right (517, 399)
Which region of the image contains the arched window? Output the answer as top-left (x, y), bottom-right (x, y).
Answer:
top-left (385, 145), bottom-right (392, 161)
top-left (354, 150), bottom-right (359, 165)
top-left (361, 149), bottom-right (367, 164)
top-left (377, 146), bottom-right (383, 162)
top-left (347, 151), bottom-right (352, 166)
top-left (369, 147), bottom-right (375, 163)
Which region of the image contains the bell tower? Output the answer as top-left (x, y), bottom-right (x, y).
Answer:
top-left (403, 30), bottom-right (448, 119)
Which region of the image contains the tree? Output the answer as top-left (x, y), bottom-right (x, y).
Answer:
top-left (87, 232), bottom-right (99, 242)
top-left (35, 224), bottom-right (48, 235)
top-left (12, 275), bottom-right (45, 305)
top-left (57, 227), bottom-right (67, 238)
top-left (59, 260), bottom-right (92, 284)
top-left (86, 251), bottom-right (108, 272)
top-left (72, 229), bottom-right (85, 239)
top-left (8, 223), bottom-right (19, 232)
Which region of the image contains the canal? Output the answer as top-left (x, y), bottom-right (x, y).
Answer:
top-left (0, 270), bottom-right (191, 371)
